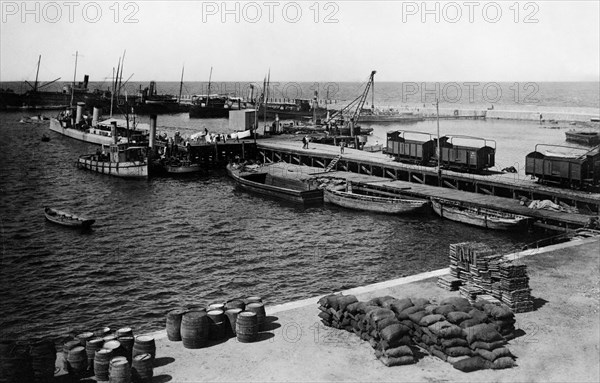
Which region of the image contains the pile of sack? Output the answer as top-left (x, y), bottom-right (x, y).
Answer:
top-left (318, 294), bottom-right (518, 372)
top-left (318, 295), bottom-right (417, 367)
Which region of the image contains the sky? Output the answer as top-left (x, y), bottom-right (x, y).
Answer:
top-left (1, 0), bottom-right (599, 82)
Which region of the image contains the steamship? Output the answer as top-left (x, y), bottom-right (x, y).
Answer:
top-left (49, 104), bottom-right (150, 146)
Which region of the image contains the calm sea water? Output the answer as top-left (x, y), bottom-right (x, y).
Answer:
top-left (0, 80), bottom-right (594, 342)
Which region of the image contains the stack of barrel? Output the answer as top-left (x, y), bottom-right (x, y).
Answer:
top-left (0, 339), bottom-right (60, 383)
top-left (166, 296), bottom-right (267, 347)
top-left (61, 326), bottom-right (155, 383)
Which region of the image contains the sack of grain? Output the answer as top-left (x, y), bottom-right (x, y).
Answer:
top-left (491, 356), bottom-right (516, 369)
top-left (469, 340), bottom-right (506, 351)
top-left (379, 355), bottom-right (415, 367)
top-left (384, 345), bottom-right (413, 358)
top-left (465, 324), bottom-right (503, 344)
top-left (419, 314), bottom-right (445, 327)
top-left (446, 311), bottom-right (472, 324)
top-left (433, 305), bottom-right (456, 316)
top-left (452, 356), bottom-right (492, 372)
top-left (390, 298), bottom-right (414, 314)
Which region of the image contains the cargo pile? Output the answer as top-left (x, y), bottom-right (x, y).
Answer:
top-left (441, 242), bottom-right (534, 313)
top-left (165, 296), bottom-right (268, 348)
top-left (317, 293), bottom-right (518, 372)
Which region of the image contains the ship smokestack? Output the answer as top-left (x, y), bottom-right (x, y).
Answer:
top-left (83, 75), bottom-right (89, 89)
top-left (149, 114), bottom-right (157, 150)
top-left (92, 107), bottom-right (100, 126)
top-left (111, 121), bottom-right (118, 145)
top-left (76, 102), bottom-right (85, 124)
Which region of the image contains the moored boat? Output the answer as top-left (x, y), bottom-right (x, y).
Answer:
top-left (431, 198), bottom-right (531, 230)
top-left (565, 130), bottom-right (600, 146)
top-left (152, 158), bottom-right (205, 176)
top-left (78, 144), bottom-right (148, 178)
top-left (44, 207), bottom-right (95, 228)
top-left (323, 182), bottom-right (428, 214)
top-left (226, 163), bottom-right (323, 205)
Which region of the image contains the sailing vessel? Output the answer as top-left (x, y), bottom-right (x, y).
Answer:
top-left (323, 182), bottom-right (428, 214)
top-left (227, 163), bottom-right (323, 205)
top-left (431, 198), bottom-right (532, 230)
top-left (189, 68), bottom-right (241, 118)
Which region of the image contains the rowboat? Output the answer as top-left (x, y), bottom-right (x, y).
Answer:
top-left (431, 198), bottom-right (531, 230)
top-left (323, 182), bottom-right (428, 214)
top-left (44, 207), bottom-right (95, 228)
top-left (226, 163), bottom-right (323, 205)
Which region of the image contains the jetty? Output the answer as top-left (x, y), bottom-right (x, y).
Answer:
top-left (253, 139), bottom-right (599, 230)
top-left (122, 237), bottom-right (599, 383)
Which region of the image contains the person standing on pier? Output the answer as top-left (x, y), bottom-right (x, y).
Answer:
top-left (340, 140), bottom-right (345, 154)
top-left (302, 136), bottom-right (307, 149)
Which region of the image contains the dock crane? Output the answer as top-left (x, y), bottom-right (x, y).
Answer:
top-left (325, 70), bottom-right (376, 137)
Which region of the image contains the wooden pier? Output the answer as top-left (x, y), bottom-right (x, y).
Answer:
top-left (253, 139), bottom-right (600, 230)
top-left (188, 140), bottom-right (257, 168)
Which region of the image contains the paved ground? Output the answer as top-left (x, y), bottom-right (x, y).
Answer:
top-left (148, 237), bottom-right (599, 383)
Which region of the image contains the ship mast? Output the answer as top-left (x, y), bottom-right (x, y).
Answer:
top-left (263, 69), bottom-right (270, 129)
top-left (178, 65), bottom-right (185, 103)
top-left (70, 51), bottom-right (78, 107)
top-left (206, 67), bottom-right (213, 107)
top-left (34, 55), bottom-right (41, 92)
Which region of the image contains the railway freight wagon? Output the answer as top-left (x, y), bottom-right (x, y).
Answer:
top-left (525, 144), bottom-right (600, 191)
top-left (439, 136), bottom-right (496, 172)
top-left (386, 131), bottom-right (496, 172)
top-left (385, 131), bottom-right (444, 165)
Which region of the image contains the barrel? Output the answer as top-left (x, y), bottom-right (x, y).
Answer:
top-left (181, 311), bottom-right (210, 349)
top-left (236, 311), bottom-right (258, 343)
top-left (29, 339), bottom-right (56, 381)
top-left (116, 327), bottom-right (133, 338)
top-left (245, 296), bottom-right (262, 304)
top-left (131, 353), bottom-right (153, 383)
top-left (207, 310), bottom-right (226, 340)
top-left (108, 356), bottom-right (130, 383)
top-left (103, 334), bottom-right (118, 343)
top-left (77, 331), bottom-right (94, 346)
top-left (117, 336), bottom-right (134, 363)
top-left (0, 345), bottom-right (33, 383)
top-left (66, 346), bottom-right (87, 374)
top-left (208, 303), bottom-right (225, 312)
top-left (94, 327), bottom-right (111, 338)
top-left (165, 309), bottom-right (186, 341)
top-left (85, 338), bottom-right (104, 373)
top-left (94, 348), bottom-right (113, 381)
top-left (103, 340), bottom-right (123, 359)
top-left (62, 340), bottom-right (81, 369)
top-left (225, 299), bottom-right (245, 311)
top-left (246, 302), bottom-right (266, 331)
top-left (132, 336), bottom-right (155, 361)
top-left (224, 308), bottom-right (242, 337)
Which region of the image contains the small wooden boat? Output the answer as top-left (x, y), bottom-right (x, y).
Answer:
top-left (323, 182), bottom-right (428, 214)
top-left (431, 198), bottom-right (531, 230)
top-left (565, 130), bottom-right (600, 146)
top-left (44, 207), bottom-right (95, 228)
top-left (226, 163), bottom-right (323, 205)
top-left (41, 134), bottom-right (50, 142)
top-left (152, 158), bottom-right (205, 176)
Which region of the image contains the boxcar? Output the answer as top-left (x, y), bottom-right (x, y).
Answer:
top-left (440, 136), bottom-right (496, 172)
top-left (386, 131), bottom-right (444, 165)
top-left (525, 144), bottom-right (599, 190)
